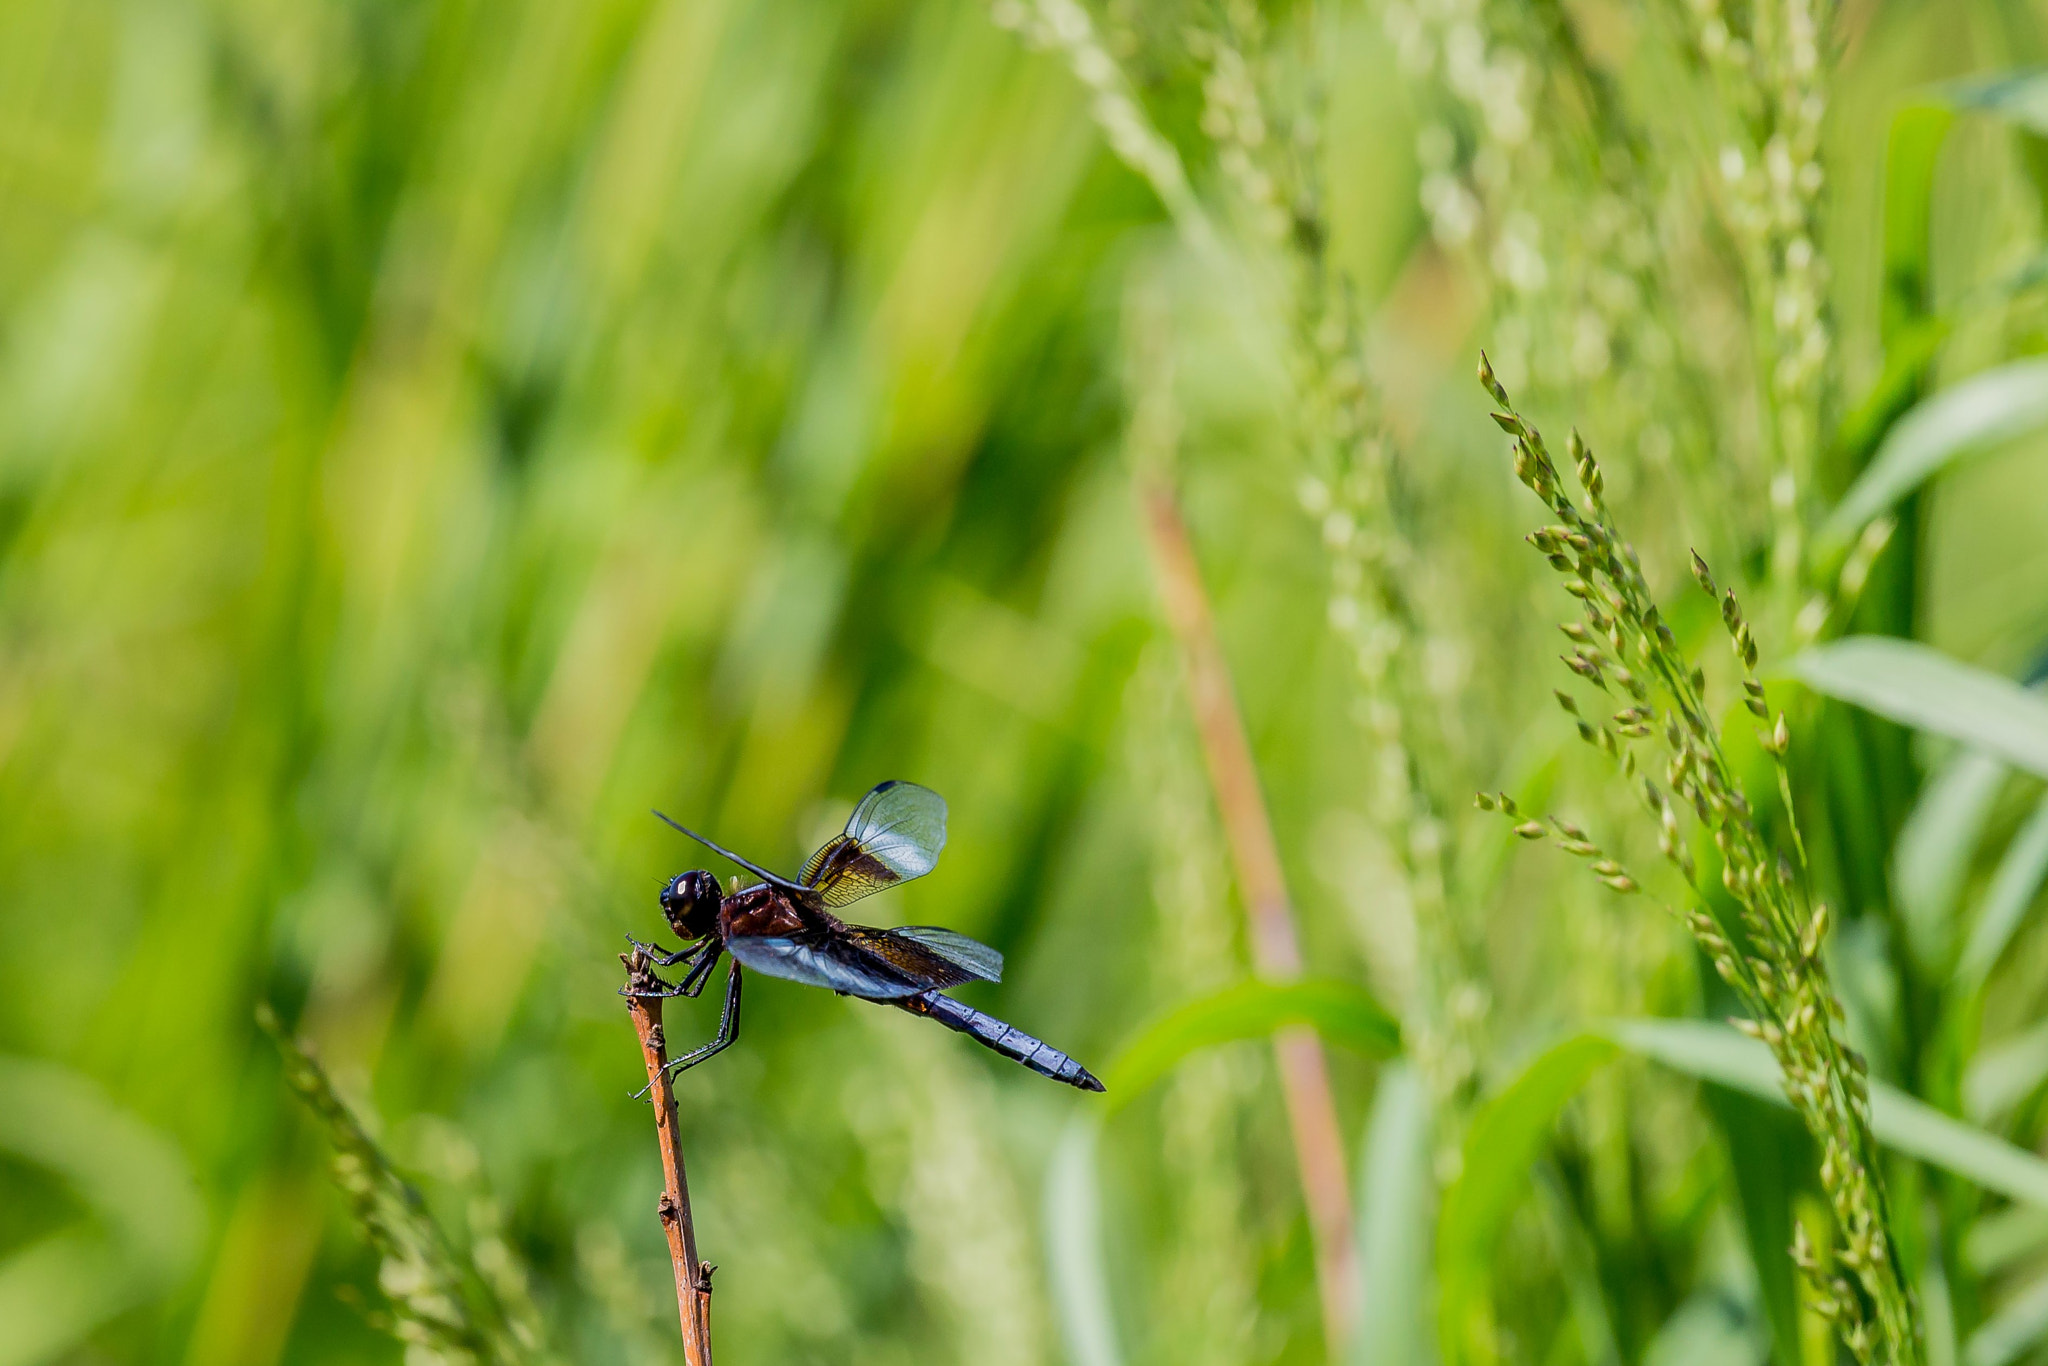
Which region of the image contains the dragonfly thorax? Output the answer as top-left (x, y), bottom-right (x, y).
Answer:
top-left (660, 869), bottom-right (722, 940)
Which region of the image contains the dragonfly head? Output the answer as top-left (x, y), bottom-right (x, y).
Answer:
top-left (659, 869), bottom-right (722, 940)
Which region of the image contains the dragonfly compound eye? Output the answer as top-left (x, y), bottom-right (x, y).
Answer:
top-left (660, 870), bottom-right (721, 938)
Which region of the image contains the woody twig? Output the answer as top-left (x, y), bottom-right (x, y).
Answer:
top-left (622, 948), bottom-right (715, 1366)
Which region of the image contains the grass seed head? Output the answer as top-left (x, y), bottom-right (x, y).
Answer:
top-left (1690, 550), bottom-right (1716, 595)
top-left (1477, 350), bottom-right (1508, 405)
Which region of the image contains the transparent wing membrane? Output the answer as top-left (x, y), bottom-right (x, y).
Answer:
top-left (802, 781), bottom-right (947, 908)
top-left (888, 926), bottom-right (1002, 983)
top-left (724, 935), bottom-right (924, 1000)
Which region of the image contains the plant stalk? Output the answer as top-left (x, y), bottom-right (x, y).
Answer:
top-left (623, 948), bottom-right (715, 1366)
top-left (1139, 474), bottom-right (1360, 1353)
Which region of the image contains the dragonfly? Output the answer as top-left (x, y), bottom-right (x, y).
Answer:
top-left (627, 780), bottom-right (1104, 1093)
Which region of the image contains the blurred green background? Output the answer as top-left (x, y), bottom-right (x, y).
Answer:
top-left (11, 1), bottom-right (2048, 1364)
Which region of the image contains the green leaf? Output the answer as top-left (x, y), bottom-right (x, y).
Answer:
top-left (1880, 101), bottom-right (1955, 345)
top-left (1605, 1019), bottom-right (2048, 1208)
top-left (1965, 1205), bottom-right (2048, 1275)
top-left (1837, 316), bottom-right (1951, 467)
top-left (1823, 357), bottom-right (2048, 545)
top-left (1878, 73), bottom-right (2048, 348)
top-left (1846, 75), bottom-right (2048, 494)
top-left (1435, 1034), bottom-right (1619, 1366)
top-left (1789, 638), bottom-right (2048, 779)
top-left (1104, 978), bottom-right (1400, 1107)
top-left (1044, 1116), bottom-right (1124, 1366)
top-left (1956, 792), bottom-right (2048, 989)
top-left (1898, 1081), bottom-right (2048, 1211)
top-left (1896, 749), bottom-right (2008, 975)
top-left (0, 1058), bottom-right (204, 1366)
top-left (1696, 1078), bottom-right (1808, 1366)
top-left (1352, 1063), bottom-right (1434, 1366)
top-left (1965, 1018), bottom-right (2048, 1124)
top-left (1427, 1019), bottom-right (2048, 1366)
top-left (1601, 1019), bottom-right (1778, 1095)
top-left (1964, 1269), bottom-right (2048, 1366)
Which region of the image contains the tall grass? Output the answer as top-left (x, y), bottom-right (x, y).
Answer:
top-left (9, 3), bottom-right (2048, 1366)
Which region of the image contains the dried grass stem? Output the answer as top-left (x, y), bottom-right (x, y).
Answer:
top-left (623, 948), bottom-right (715, 1366)
top-left (1140, 475), bottom-right (1360, 1351)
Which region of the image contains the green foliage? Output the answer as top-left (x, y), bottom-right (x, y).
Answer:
top-left (0, 1059), bottom-right (203, 1366)
top-left (1352, 1063), bottom-right (1434, 1366)
top-left (1104, 978), bottom-right (1400, 1105)
top-left (11, 2), bottom-right (2048, 1365)
top-left (1827, 360), bottom-right (2048, 548)
top-left (1437, 1035), bottom-right (1621, 1366)
top-left (1793, 639), bottom-right (2048, 779)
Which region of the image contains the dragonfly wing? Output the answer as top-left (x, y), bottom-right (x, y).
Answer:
top-left (834, 925), bottom-right (983, 990)
top-left (725, 933), bottom-right (925, 1000)
top-left (801, 781), bottom-right (948, 909)
top-left (889, 926), bottom-right (1002, 984)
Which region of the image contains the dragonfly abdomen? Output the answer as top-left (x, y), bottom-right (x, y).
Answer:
top-left (895, 991), bottom-right (1105, 1092)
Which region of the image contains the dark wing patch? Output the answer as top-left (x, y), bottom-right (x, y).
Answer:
top-left (799, 838), bottom-right (903, 908)
top-left (801, 781), bottom-right (947, 909)
top-left (725, 934), bottom-right (925, 999)
top-left (889, 926), bottom-right (1002, 983)
top-left (838, 925), bottom-right (981, 992)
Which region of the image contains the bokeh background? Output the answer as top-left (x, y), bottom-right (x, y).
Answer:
top-left (10, 1), bottom-right (2048, 1364)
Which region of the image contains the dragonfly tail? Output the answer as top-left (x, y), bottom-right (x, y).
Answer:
top-left (895, 991), bottom-right (1105, 1092)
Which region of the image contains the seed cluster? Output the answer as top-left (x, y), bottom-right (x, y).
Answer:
top-left (989, 0), bottom-right (1212, 248)
top-left (1689, 0), bottom-right (1832, 588)
top-left (1180, 0), bottom-right (1483, 1117)
top-left (1476, 357), bottom-right (1920, 1366)
top-left (263, 1008), bottom-right (539, 1366)
top-left (1381, 0), bottom-right (1681, 484)
top-left (1191, 13), bottom-right (1299, 251)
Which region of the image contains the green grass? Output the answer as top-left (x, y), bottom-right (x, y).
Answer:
top-left (9, 2), bottom-right (2048, 1364)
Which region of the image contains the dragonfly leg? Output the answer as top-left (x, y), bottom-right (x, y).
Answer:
top-left (676, 941), bottom-right (725, 998)
top-left (629, 962), bottom-right (744, 1101)
top-left (663, 961), bottom-right (742, 1078)
top-left (620, 941), bottom-right (719, 999)
top-left (623, 933), bottom-right (702, 969)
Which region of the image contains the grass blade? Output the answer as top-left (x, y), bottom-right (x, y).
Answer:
top-left (1044, 1116), bottom-right (1124, 1366)
top-left (1965, 1019), bottom-right (2048, 1124)
top-left (1965, 1207), bottom-right (2048, 1274)
top-left (1963, 1270), bottom-right (2048, 1366)
top-left (0, 1057), bottom-right (203, 1278)
top-left (1878, 100), bottom-right (1954, 345)
top-left (0, 1057), bottom-right (204, 1366)
top-left (1824, 358), bottom-right (2048, 544)
top-left (1876, 1090), bottom-right (2048, 1209)
top-left (1896, 749), bottom-right (2008, 975)
top-left (1606, 1020), bottom-right (2048, 1207)
top-left (1789, 638), bottom-right (2048, 779)
top-left (1696, 1082), bottom-right (1808, 1366)
top-left (1955, 791), bottom-right (2048, 989)
top-left (1352, 1063), bottom-right (1434, 1366)
top-left (1429, 1019), bottom-right (2048, 1366)
top-left (1104, 978), bottom-right (1400, 1108)
top-left (1435, 1035), bottom-right (1618, 1366)
top-left (1601, 1019), bottom-right (1778, 1094)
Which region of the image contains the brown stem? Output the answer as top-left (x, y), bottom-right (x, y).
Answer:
top-left (1138, 476), bottom-right (1361, 1353)
top-left (623, 948), bottom-right (715, 1366)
